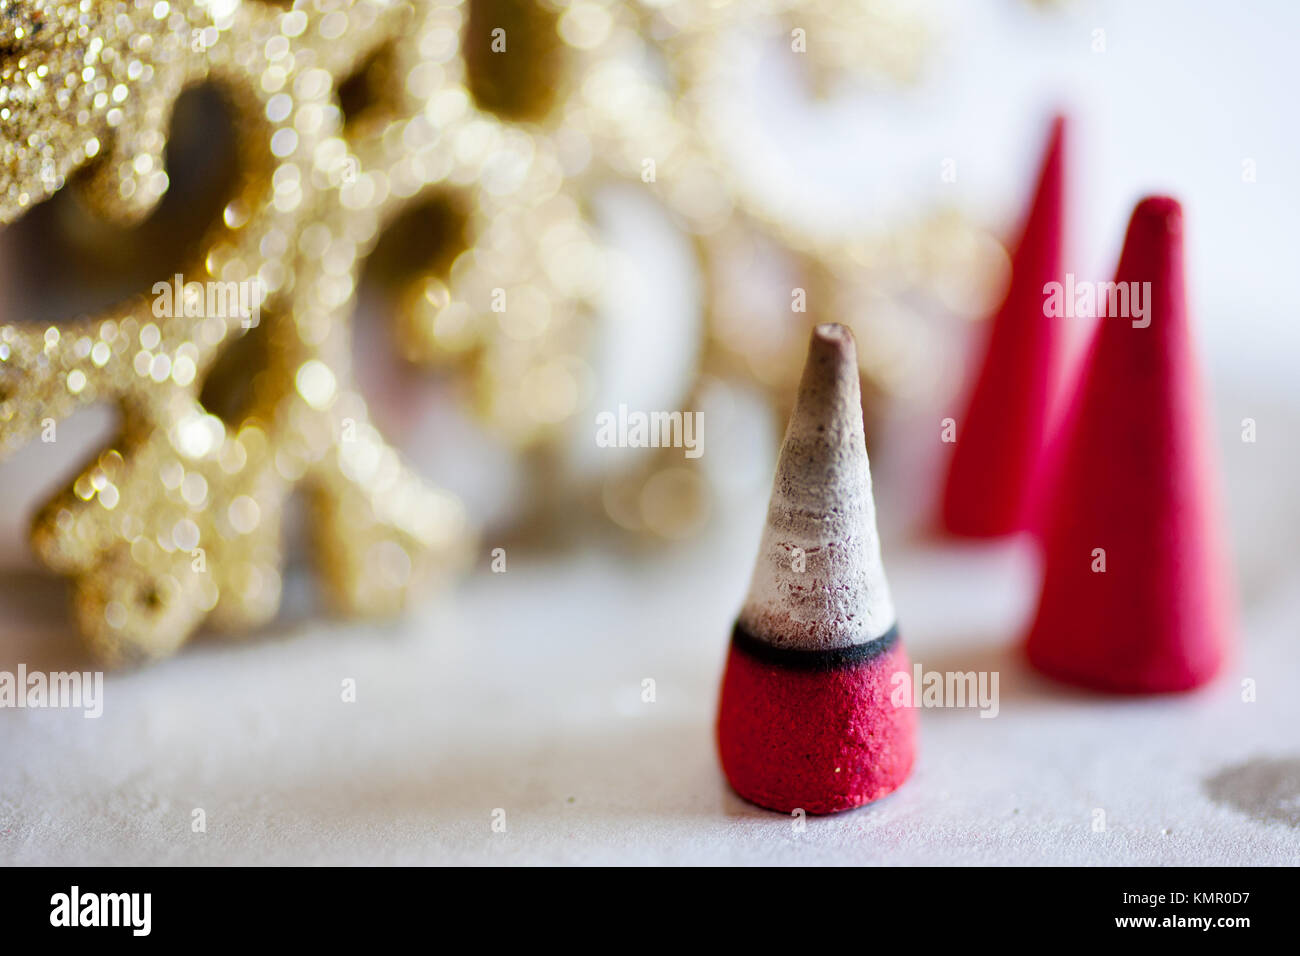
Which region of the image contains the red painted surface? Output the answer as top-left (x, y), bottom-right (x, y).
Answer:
top-left (942, 115), bottom-right (1069, 537)
top-left (1026, 197), bottom-right (1233, 693)
top-left (717, 641), bottom-right (916, 815)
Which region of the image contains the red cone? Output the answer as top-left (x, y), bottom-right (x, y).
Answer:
top-left (1026, 197), bottom-right (1233, 693)
top-left (717, 324), bottom-right (915, 814)
top-left (942, 115), bottom-right (1068, 537)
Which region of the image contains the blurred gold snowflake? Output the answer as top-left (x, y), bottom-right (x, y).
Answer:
top-left (0, 0), bottom-right (999, 663)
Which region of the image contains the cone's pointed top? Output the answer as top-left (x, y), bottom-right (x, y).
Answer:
top-left (1117, 196), bottom-right (1183, 274)
top-left (1043, 112), bottom-right (1067, 168)
top-left (1132, 194), bottom-right (1182, 228)
top-left (1125, 195), bottom-right (1184, 250)
top-left (1018, 114), bottom-right (1067, 251)
top-left (1108, 195), bottom-right (1187, 343)
top-left (794, 323), bottom-right (862, 427)
top-left (737, 323), bottom-right (896, 651)
top-left (806, 322), bottom-right (856, 373)
top-left (811, 321), bottom-right (854, 351)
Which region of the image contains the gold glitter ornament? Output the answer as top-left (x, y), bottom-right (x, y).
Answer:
top-left (428, 0), bottom-right (1002, 540)
top-left (0, 0), bottom-right (552, 663)
top-left (0, 0), bottom-right (1002, 660)
top-left (306, 1), bottom-right (995, 547)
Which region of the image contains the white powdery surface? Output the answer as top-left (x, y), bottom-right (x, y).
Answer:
top-left (738, 325), bottom-right (895, 650)
top-left (3, 531), bottom-right (1296, 866)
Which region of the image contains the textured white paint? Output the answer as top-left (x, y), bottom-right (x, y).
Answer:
top-left (738, 325), bottom-right (896, 650)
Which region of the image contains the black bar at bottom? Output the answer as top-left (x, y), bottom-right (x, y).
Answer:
top-left (0, 865), bottom-right (1288, 941)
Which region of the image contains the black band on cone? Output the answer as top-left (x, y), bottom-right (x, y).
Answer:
top-left (731, 621), bottom-right (899, 671)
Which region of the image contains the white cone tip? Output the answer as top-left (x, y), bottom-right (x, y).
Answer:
top-left (737, 324), bottom-right (896, 651)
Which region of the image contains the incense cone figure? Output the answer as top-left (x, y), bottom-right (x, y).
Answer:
top-left (1026, 197), bottom-right (1233, 693)
top-left (717, 324), bottom-right (915, 814)
top-left (942, 115), bottom-right (1069, 537)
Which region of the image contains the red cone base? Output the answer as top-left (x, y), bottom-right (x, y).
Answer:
top-left (717, 632), bottom-right (916, 815)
